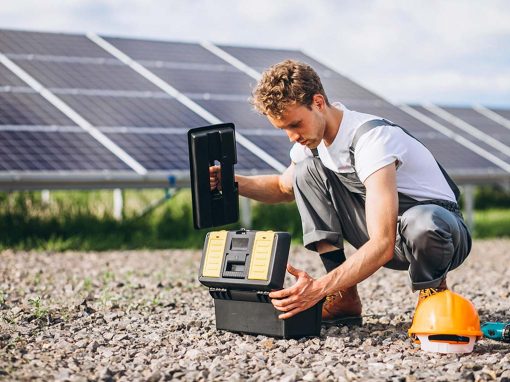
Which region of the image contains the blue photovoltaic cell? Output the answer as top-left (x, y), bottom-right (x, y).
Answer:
top-left (0, 91), bottom-right (76, 126)
top-left (104, 132), bottom-right (272, 172)
top-left (151, 67), bottom-right (256, 96)
top-left (442, 107), bottom-right (510, 146)
top-left (194, 99), bottom-right (274, 131)
top-left (104, 37), bottom-right (226, 65)
top-left (0, 29), bottom-right (111, 58)
top-left (0, 130), bottom-right (130, 171)
top-left (13, 59), bottom-right (161, 92)
top-left (59, 94), bottom-right (209, 128)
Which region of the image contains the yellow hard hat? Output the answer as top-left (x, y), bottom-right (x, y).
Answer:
top-left (409, 290), bottom-right (482, 353)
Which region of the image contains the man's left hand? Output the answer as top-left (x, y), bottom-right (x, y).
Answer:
top-left (268, 264), bottom-right (324, 319)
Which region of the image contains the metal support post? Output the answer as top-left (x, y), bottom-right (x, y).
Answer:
top-left (113, 188), bottom-right (124, 221)
top-left (239, 196), bottom-right (252, 228)
top-left (463, 185), bottom-right (475, 231)
top-left (41, 189), bottom-right (50, 205)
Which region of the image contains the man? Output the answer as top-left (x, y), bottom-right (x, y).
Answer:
top-left (209, 60), bottom-right (471, 326)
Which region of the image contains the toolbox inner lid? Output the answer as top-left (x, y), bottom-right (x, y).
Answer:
top-left (188, 123), bottom-right (239, 229)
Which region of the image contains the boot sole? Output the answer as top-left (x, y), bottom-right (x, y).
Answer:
top-left (322, 315), bottom-right (363, 327)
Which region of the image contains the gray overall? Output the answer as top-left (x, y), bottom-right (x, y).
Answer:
top-left (293, 119), bottom-right (472, 290)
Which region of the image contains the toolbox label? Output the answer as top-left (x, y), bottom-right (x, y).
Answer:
top-left (248, 231), bottom-right (274, 280)
top-left (203, 231), bottom-right (228, 277)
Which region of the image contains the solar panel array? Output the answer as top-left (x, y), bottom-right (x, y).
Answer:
top-left (0, 29), bottom-right (509, 190)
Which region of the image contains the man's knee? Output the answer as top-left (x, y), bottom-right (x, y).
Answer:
top-left (400, 205), bottom-right (455, 249)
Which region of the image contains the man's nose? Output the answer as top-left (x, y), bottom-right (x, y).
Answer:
top-left (286, 130), bottom-right (299, 143)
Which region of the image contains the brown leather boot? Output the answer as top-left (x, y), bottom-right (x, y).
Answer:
top-left (416, 278), bottom-right (448, 307)
top-left (322, 285), bottom-right (363, 327)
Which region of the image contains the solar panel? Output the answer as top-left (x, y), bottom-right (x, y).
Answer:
top-left (241, 132), bottom-right (293, 167)
top-left (0, 30), bottom-right (111, 58)
top-left (442, 106), bottom-right (510, 145)
top-left (0, 28), bottom-right (508, 189)
top-left (0, 64), bottom-right (28, 86)
top-left (218, 45), bottom-right (333, 72)
top-left (0, 130), bottom-right (130, 171)
top-left (105, 37), bottom-right (226, 65)
top-left (151, 66), bottom-right (256, 96)
top-left (59, 94), bottom-right (208, 128)
top-left (347, 104), bottom-right (432, 134)
top-left (0, 91), bottom-right (76, 126)
top-left (194, 99), bottom-right (274, 131)
top-left (490, 108), bottom-right (510, 122)
top-left (408, 105), bottom-right (510, 163)
top-left (12, 59), bottom-right (161, 91)
top-left (219, 45), bottom-right (383, 104)
top-left (104, 131), bottom-right (272, 172)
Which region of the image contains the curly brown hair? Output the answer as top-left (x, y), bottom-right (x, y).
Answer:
top-left (250, 59), bottom-right (330, 119)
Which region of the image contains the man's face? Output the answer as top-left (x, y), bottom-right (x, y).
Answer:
top-left (267, 100), bottom-right (326, 149)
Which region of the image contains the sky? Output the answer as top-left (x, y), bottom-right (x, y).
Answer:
top-left (1, 0), bottom-right (509, 108)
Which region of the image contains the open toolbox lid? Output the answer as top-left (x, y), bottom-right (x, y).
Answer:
top-left (188, 123), bottom-right (239, 229)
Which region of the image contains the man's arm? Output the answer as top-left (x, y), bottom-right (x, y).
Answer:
top-left (269, 162), bottom-right (398, 318)
top-left (210, 163), bottom-right (295, 203)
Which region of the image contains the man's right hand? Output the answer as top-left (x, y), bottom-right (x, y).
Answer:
top-left (209, 165), bottom-right (221, 191)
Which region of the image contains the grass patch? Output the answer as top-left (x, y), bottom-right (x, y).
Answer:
top-left (473, 208), bottom-right (510, 238)
top-left (0, 189), bottom-right (508, 250)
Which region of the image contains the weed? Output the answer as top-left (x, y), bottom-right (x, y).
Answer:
top-left (33, 271), bottom-right (42, 287)
top-left (28, 296), bottom-right (49, 321)
top-left (0, 289), bottom-right (5, 305)
top-left (102, 271), bottom-right (115, 284)
top-left (82, 277), bottom-right (93, 292)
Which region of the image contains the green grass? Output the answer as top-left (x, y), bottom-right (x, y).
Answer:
top-left (0, 189), bottom-right (508, 250)
top-left (473, 208), bottom-right (510, 238)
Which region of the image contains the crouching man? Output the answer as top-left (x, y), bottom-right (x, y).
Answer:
top-left (210, 60), bottom-right (471, 325)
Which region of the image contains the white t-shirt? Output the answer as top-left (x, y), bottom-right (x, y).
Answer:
top-left (289, 102), bottom-right (456, 202)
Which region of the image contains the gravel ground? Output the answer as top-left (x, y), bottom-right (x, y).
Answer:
top-left (1, 239), bottom-right (509, 381)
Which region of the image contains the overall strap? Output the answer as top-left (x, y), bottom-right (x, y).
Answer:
top-left (350, 119), bottom-right (461, 202)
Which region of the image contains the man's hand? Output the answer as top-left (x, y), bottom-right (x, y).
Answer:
top-left (209, 165), bottom-right (221, 191)
top-left (269, 264), bottom-right (324, 319)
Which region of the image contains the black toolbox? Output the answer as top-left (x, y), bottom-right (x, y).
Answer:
top-left (188, 123), bottom-right (322, 338)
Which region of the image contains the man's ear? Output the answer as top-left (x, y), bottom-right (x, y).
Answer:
top-left (313, 94), bottom-right (325, 110)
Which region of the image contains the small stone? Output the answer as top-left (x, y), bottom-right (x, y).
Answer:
top-left (261, 339), bottom-right (275, 350)
top-left (147, 370), bottom-right (161, 382)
